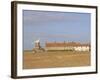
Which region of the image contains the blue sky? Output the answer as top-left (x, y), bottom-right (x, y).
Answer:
top-left (23, 10), bottom-right (91, 50)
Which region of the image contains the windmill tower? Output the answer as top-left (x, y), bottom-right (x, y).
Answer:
top-left (32, 39), bottom-right (45, 53)
top-left (34, 39), bottom-right (41, 49)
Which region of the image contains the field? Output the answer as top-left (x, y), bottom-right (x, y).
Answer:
top-left (23, 51), bottom-right (90, 69)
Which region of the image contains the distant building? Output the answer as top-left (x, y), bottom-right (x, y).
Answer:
top-left (45, 42), bottom-right (90, 51)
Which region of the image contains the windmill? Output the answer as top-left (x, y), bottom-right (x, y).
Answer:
top-left (32, 39), bottom-right (45, 53)
top-left (33, 39), bottom-right (40, 49)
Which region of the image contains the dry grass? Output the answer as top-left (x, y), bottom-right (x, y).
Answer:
top-left (23, 51), bottom-right (90, 69)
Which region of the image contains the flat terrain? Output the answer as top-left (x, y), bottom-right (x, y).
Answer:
top-left (23, 51), bottom-right (90, 69)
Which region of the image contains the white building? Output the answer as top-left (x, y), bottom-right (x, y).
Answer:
top-left (45, 42), bottom-right (90, 51)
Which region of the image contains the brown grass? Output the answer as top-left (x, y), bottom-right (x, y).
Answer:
top-left (23, 51), bottom-right (90, 69)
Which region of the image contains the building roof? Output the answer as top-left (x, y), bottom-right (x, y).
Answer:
top-left (45, 42), bottom-right (90, 47)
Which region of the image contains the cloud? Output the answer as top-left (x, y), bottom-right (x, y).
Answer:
top-left (33, 33), bottom-right (80, 38)
top-left (23, 10), bottom-right (83, 26)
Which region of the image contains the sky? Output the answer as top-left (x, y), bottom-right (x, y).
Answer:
top-left (23, 10), bottom-right (91, 50)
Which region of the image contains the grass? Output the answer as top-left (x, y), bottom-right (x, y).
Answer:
top-left (23, 51), bottom-right (90, 69)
